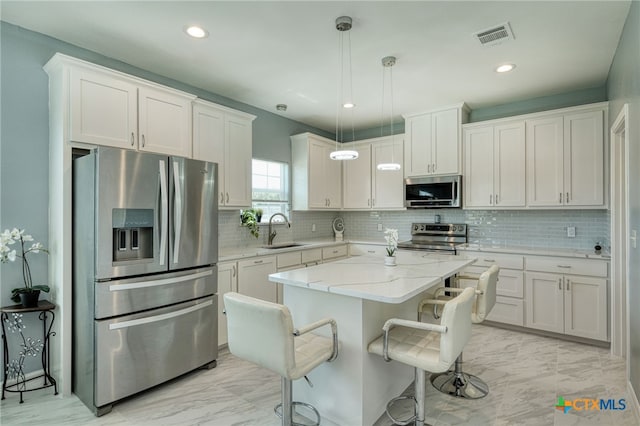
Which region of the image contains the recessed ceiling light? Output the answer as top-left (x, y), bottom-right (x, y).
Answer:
top-left (343, 102), bottom-right (355, 109)
top-left (185, 26), bottom-right (208, 39)
top-left (496, 63), bottom-right (516, 73)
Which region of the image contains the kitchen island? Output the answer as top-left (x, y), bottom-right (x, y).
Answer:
top-left (268, 251), bottom-right (475, 426)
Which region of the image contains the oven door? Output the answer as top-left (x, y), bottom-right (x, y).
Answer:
top-left (94, 296), bottom-right (217, 407)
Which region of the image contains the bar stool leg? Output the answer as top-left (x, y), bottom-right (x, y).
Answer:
top-left (281, 377), bottom-right (293, 426)
top-left (415, 368), bottom-right (426, 426)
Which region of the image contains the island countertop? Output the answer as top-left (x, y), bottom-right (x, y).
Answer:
top-left (269, 251), bottom-right (476, 304)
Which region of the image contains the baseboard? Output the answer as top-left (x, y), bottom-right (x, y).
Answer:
top-left (628, 381), bottom-right (640, 422)
top-left (483, 321), bottom-right (610, 348)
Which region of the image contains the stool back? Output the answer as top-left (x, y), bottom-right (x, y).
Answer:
top-left (224, 292), bottom-right (295, 378)
top-left (438, 287), bottom-right (475, 368)
top-left (472, 265), bottom-right (499, 324)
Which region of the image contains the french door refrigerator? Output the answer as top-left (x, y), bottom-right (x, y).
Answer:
top-left (73, 147), bottom-right (218, 416)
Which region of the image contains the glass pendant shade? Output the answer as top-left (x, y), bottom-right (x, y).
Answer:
top-left (330, 150), bottom-right (359, 160)
top-left (377, 162), bottom-right (401, 171)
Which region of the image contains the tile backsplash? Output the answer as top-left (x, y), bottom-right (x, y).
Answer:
top-left (219, 209), bottom-right (609, 253)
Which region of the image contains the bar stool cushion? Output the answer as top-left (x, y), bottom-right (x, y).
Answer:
top-left (224, 292), bottom-right (334, 380)
top-left (368, 287), bottom-right (474, 373)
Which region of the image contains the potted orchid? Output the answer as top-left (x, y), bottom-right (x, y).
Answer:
top-left (1, 228), bottom-right (50, 307)
top-left (384, 228), bottom-right (399, 266)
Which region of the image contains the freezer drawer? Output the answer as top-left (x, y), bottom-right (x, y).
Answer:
top-left (95, 266), bottom-right (216, 319)
top-left (94, 296), bottom-right (217, 407)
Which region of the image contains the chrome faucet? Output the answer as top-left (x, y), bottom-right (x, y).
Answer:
top-left (268, 213), bottom-right (291, 245)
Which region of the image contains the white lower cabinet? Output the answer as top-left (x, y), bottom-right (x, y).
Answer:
top-left (457, 252), bottom-right (524, 326)
top-left (322, 245), bottom-right (348, 262)
top-left (217, 261), bottom-right (238, 347)
top-left (237, 256), bottom-right (277, 303)
top-left (349, 243), bottom-right (387, 257)
top-left (525, 271), bottom-right (608, 341)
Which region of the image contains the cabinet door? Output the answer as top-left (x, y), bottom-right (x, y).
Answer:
top-left (372, 137), bottom-right (404, 208)
top-left (525, 271), bottom-right (564, 333)
top-left (432, 108), bottom-right (459, 175)
top-left (324, 146), bottom-right (343, 209)
top-left (404, 114), bottom-right (432, 177)
top-left (138, 86), bottom-right (192, 157)
top-left (217, 262), bottom-right (237, 346)
top-left (494, 122), bottom-right (526, 207)
top-left (343, 144), bottom-right (372, 208)
top-left (224, 114), bottom-right (253, 208)
top-left (237, 257), bottom-right (277, 303)
top-left (563, 110), bottom-right (604, 206)
top-left (192, 103), bottom-right (226, 205)
top-left (526, 116), bottom-right (564, 206)
top-left (564, 275), bottom-right (608, 341)
top-left (464, 126), bottom-right (494, 207)
top-left (308, 140), bottom-right (330, 208)
top-left (70, 67), bottom-right (137, 148)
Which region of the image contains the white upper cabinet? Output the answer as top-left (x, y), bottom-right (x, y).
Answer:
top-left (49, 53), bottom-right (196, 157)
top-left (527, 108), bottom-right (605, 207)
top-left (69, 67), bottom-right (137, 149)
top-left (138, 85), bottom-right (192, 157)
top-left (464, 122), bottom-right (525, 208)
top-left (291, 133), bottom-right (343, 210)
top-left (192, 100), bottom-right (255, 209)
top-left (343, 135), bottom-right (404, 210)
top-left (403, 104), bottom-right (469, 178)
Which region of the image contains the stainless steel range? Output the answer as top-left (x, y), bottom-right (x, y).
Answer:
top-left (397, 223), bottom-right (467, 254)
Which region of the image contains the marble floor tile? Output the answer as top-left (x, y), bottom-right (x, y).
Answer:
top-left (1, 324), bottom-right (639, 426)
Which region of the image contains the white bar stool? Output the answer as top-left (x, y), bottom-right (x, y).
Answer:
top-left (223, 292), bottom-right (338, 426)
top-left (368, 287), bottom-right (475, 426)
top-left (426, 264), bottom-right (499, 399)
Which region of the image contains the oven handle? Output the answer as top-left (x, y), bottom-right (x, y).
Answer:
top-left (108, 299), bottom-right (213, 330)
top-left (108, 270), bottom-right (213, 292)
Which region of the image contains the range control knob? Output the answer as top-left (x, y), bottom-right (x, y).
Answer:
top-left (414, 225), bottom-right (419, 231)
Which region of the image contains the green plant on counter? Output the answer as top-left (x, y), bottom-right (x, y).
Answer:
top-left (241, 209), bottom-right (260, 238)
top-left (254, 208), bottom-right (263, 222)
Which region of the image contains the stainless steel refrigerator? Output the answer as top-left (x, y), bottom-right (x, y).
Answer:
top-left (73, 147), bottom-right (218, 416)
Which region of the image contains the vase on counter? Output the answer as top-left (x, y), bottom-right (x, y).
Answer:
top-left (384, 256), bottom-right (396, 266)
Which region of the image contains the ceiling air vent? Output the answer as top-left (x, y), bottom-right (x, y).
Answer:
top-left (473, 22), bottom-right (515, 46)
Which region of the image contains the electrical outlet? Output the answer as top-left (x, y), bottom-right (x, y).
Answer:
top-left (312, 223), bottom-right (316, 232)
top-left (567, 226), bottom-right (576, 238)
top-left (377, 223), bottom-right (383, 231)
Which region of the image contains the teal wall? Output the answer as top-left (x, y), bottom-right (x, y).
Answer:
top-left (607, 0), bottom-right (640, 405)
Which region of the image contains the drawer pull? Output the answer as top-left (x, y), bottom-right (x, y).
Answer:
top-left (483, 259), bottom-right (496, 263)
top-left (367, 250), bottom-right (375, 254)
top-left (254, 260), bottom-right (263, 264)
top-left (566, 279), bottom-right (571, 291)
top-left (557, 265), bottom-right (571, 269)
top-left (558, 278), bottom-right (562, 290)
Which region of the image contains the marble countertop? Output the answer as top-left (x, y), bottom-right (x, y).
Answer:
top-left (458, 243), bottom-right (611, 260)
top-left (268, 251), bottom-right (476, 303)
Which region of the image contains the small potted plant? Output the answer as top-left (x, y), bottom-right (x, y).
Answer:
top-left (240, 209), bottom-right (260, 238)
top-left (254, 208), bottom-right (263, 223)
top-left (1, 228), bottom-right (50, 307)
top-left (384, 228), bottom-right (399, 266)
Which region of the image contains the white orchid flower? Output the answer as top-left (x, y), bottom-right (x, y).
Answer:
top-left (10, 228), bottom-right (22, 239)
top-left (30, 242), bottom-right (44, 253)
top-left (7, 249), bottom-right (17, 262)
top-left (22, 234), bottom-right (34, 242)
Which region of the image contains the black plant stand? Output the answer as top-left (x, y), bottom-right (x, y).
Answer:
top-left (1, 300), bottom-right (58, 403)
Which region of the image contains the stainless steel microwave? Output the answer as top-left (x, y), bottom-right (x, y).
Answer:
top-left (404, 175), bottom-right (462, 208)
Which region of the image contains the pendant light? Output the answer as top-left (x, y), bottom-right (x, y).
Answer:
top-left (330, 16), bottom-right (358, 161)
top-left (376, 56), bottom-right (401, 171)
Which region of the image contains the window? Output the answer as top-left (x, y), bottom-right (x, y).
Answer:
top-left (252, 159), bottom-right (289, 223)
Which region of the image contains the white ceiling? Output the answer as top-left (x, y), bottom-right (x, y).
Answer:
top-left (1, 1), bottom-right (631, 133)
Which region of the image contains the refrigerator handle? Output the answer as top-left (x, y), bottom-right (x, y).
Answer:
top-left (108, 299), bottom-right (213, 330)
top-left (172, 160), bottom-right (183, 264)
top-left (159, 159), bottom-right (168, 266)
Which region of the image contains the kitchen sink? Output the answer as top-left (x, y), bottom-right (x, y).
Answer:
top-left (261, 243), bottom-right (306, 249)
